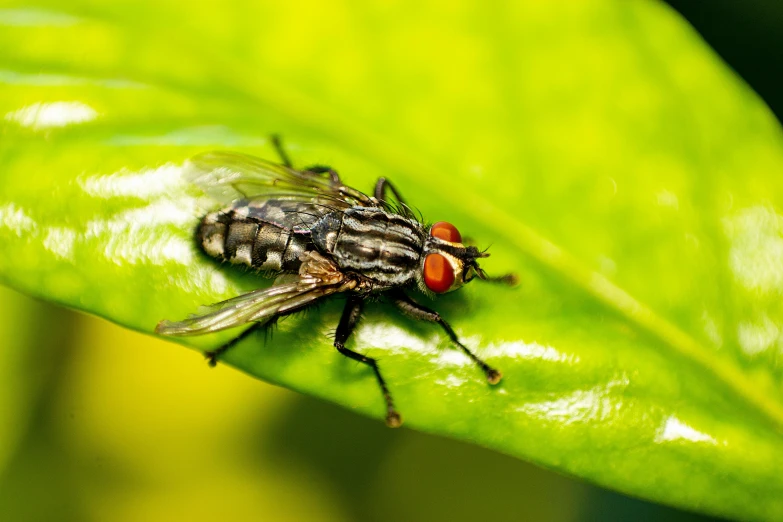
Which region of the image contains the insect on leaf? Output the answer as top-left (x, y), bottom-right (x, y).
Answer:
top-left (0, 1), bottom-right (783, 521)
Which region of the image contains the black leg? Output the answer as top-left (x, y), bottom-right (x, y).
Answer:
top-left (334, 295), bottom-right (401, 427)
top-left (271, 134), bottom-right (342, 184)
top-left (270, 134), bottom-right (293, 168)
top-left (389, 290), bottom-right (502, 384)
top-left (483, 273), bottom-right (518, 286)
top-left (204, 321), bottom-right (267, 367)
top-left (303, 164), bottom-right (342, 185)
top-left (475, 266), bottom-right (518, 286)
top-left (374, 177), bottom-right (408, 208)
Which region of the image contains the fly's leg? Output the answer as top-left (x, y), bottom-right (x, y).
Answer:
top-left (389, 290), bottom-right (502, 384)
top-left (335, 295), bottom-right (402, 427)
top-left (269, 134), bottom-right (342, 184)
top-left (204, 286), bottom-right (335, 368)
top-left (374, 177), bottom-right (408, 208)
top-left (204, 316), bottom-right (282, 366)
top-left (483, 273), bottom-right (518, 286)
top-left (204, 321), bottom-right (267, 367)
top-left (271, 134), bottom-right (294, 168)
top-left (303, 164), bottom-right (342, 185)
top-left (474, 266), bottom-right (519, 286)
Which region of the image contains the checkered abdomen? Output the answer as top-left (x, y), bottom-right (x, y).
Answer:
top-left (198, 199), bottom-right (326, 272)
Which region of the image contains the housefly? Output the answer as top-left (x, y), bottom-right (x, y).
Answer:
top-left (156, 136), bottom-right (515, 427)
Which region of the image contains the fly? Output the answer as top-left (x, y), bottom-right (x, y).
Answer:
top-left (156, 136), bottom-right (515, 427)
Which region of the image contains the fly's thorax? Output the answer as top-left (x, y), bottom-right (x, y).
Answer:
top-left (311, 207), bottom-right (425, 287)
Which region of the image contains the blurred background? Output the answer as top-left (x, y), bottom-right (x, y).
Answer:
top-left (0, 1), bottom-right (780, 521)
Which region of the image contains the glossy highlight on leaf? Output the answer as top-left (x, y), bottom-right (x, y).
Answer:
top-left (0, 1), bottom-right (783, 521)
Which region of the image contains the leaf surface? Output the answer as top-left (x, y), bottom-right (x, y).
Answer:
top-left (1, 1), bottom-right (783, 519)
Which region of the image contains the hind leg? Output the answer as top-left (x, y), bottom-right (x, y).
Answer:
top-left (270, 134), bottom-right (342, 184)
top-left (205, 322), bottom-right (261, 367)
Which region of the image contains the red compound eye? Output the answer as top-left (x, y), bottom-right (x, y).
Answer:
top-left (423, 253), bottom-right (455, 293)
top-left (430, 221), bottom-right (462, 243)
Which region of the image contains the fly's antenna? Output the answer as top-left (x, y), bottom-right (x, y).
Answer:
top-left (465, 245), bottom-right (490, 259)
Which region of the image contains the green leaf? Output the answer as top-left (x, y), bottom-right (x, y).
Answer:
top-left (1, 1), bottom-right (782, 520)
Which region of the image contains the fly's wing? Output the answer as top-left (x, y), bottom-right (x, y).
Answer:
top-left (155, 282), bottom-right (340, 335)
top-left (186, 151), bottom-right (373, 209)
top-left (155, 252), bottom-right (355, 336)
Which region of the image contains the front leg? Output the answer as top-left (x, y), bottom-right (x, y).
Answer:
top-left (389, 290), bottom-right (501, 384)
top-left (475, 267), bottom-right (519, 286)
top-left (335, 295), bottom-right (402, 427)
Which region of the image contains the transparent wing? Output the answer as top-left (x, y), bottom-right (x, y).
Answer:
top-left (185, 151), bottom-right (373, 208)
top-left (156, 252), bottom-right (355, 336)
top-left (155, 282), bottom-right (339, 336)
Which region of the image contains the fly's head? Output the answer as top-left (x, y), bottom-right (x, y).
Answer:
top-left (419, 221), bottom-right (510, 295)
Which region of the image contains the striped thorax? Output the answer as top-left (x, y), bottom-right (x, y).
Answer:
top-left (311, 207), bottom-right (425, 288)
